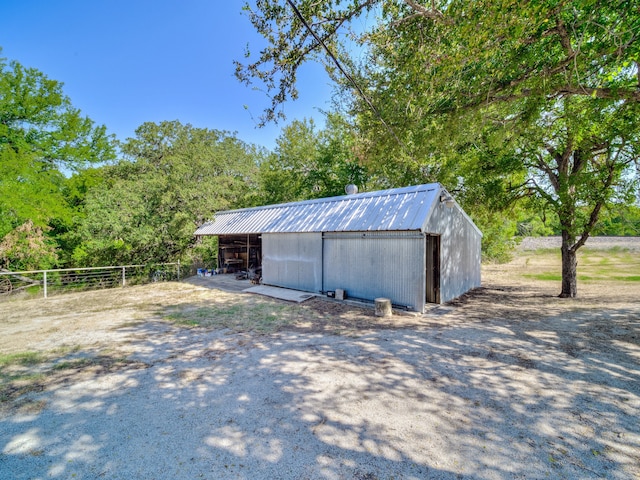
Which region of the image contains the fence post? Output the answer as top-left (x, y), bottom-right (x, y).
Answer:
top-left (43, 271), bottom-right (48, 299)
top-left (177, 260), bottom-right (181, 280)
top-left (122, 267), bottom-right (126, 287)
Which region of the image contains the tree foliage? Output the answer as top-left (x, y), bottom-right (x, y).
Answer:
top-left (73, 121), bottom-right (262, 266)
top-left (0, 220), bottom-right (58, 271)
top-left (238, 0), bottom-right (640, 296)
top-left (259, 118), bottom-right (321, 203)
top-left (0, 52), bottom-right (116, 269)
top-left (238, 0), bottom-right (640, 118)
top-left (258, 113), bottom-right (368, 204)
top-left (593, 204), bottom-right (640, 236)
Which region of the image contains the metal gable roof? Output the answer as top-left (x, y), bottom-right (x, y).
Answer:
top-left (194, 183), bottom-right (443, 236)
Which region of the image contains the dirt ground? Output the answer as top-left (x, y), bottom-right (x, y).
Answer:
top-left (1, 244), bottom-right (639, 479)
top-left (1, 242), bottom-right (638, 354)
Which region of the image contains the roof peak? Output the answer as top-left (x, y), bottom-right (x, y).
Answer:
top-left (221, 183), bottom-right (442, 215)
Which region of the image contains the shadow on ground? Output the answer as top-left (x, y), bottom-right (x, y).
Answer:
top-left (1, 285), bottom-right (639, 479)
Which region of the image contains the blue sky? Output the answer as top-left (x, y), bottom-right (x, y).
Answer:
top-left (0, 0), bottom-right (335, 150)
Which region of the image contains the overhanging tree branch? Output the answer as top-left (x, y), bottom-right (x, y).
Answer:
top-left (284, 0), bottom-right (412, 158)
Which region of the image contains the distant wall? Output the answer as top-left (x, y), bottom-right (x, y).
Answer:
top-left (426, 202), bottom-right (482, 303)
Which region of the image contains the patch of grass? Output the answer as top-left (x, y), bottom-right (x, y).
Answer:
top-left (0, 351), bottom-right (46, 367)
top-left (249, 303), bottom-right (297, 333)
top-left (0, 353), bottom-right (48, 384)
top-left (523, 273), bottom-right (562, 281)
top-left (520, 248), bottom-right (640, 284)
top-left (0, 371), bottom-right (46, 386)
top-left (52, 358), bottom-right (96, 371)
top-left (1, 348), bottom-right (136, 408)
top-left (0, 376), bottom-right (46, 403)
top-left (162, 299), bottom-right (299, 333)
top-left (578, 275), bottom-right (595, 281)
top-left (165, 306), bottom-right (217, 326)
top-left (531, 248), bottom-right (561, 256)
top-left (211, 304), bottom-right (243, 317)
top-left (1, 352), bottom-right (49, 404)
top-left (51, 345), bottom-right (82, 356)
top-left (601, 246), bottom-right (632, 254)
top-left (524, 272), bottom-right (640, 283)
top-left (613, 275), bottom-right (640, 282)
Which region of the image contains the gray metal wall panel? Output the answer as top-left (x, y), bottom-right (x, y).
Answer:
top-left (323, 232), bottom-right (425, 311)
top-left (262, 233), bottom-right (323, 292)
top-left (425, 203), bottom-right (482, 303)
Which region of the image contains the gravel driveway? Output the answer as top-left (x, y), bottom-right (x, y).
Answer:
top-left (2, 314), bottom-right (639, 478)
top-left (1, 253), bottom-right (639, 479)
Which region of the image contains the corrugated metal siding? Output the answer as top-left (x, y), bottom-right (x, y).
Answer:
top-left (425, 203), bottom-right (482, 303)
top-left (262, 233), bottom-right (323, 292)
top-left (194, 184), bottom-right (440, 235)
top-left (195, 183), bottom-right (483, 309)
top-left (323, 231), bottom-right (425, 311)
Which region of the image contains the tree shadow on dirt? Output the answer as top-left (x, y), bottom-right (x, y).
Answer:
top-left (1, 285), bottom-right (638, 479)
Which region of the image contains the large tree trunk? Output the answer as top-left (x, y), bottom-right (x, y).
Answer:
top-left (559, 232), bottom-right (577, 298)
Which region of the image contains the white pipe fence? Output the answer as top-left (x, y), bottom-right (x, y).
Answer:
top-left (0, 262), bottom-right (182, 300)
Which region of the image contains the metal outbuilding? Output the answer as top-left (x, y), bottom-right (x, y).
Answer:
top-left (194, 183), bottom-right (482, 312)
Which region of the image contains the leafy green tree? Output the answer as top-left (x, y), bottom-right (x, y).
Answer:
top-left (259, 114), bottom-right (368, 204)
top-left (238, 0), bottom-right (640, 297)
top-left (310, 113), bottom-right (369, 197)
top-left (259, 118), bottom-right (320, 203)
top-left (0, 220), bottom-right (58, 271)
top-left (74, 121), bottom-right (262, 265)
top-left (0, 52), bottom-right (116, 269)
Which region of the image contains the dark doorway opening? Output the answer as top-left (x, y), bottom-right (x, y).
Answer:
top-left (217, 234), bottom-right (262, 274)
top-left (426, 235), bottom-right (441, 304)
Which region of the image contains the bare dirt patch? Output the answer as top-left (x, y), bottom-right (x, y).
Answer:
top-left (0, 280), bottom-right (426, 356)
top-left (1, 246), bottom-right (638, 479)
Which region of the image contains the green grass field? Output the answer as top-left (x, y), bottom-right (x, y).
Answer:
top-left (520, 248), bottom-right (640, 283)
